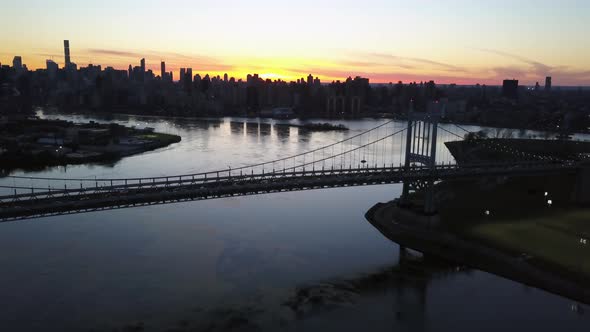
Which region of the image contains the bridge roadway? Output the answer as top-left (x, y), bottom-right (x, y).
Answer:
top-left (0, 161), bottom-right (579, 222)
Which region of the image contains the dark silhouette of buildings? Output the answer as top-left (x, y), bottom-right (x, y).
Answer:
top-left (46, 59), bottom-right (58, 80)
top-left (63, 40), bottom-right (71, 68)
top-left (140, 58), bottom-right (145, 81)
top-left (179, 68), bottom-right (185, 84)
top-left (502, 79), bottom-right (519, 100)
top-left (325, 76), bottom-right (368, 117)
top-left (546, 76), bottom-right (552, 91)
top-left (2, 40), bottom-right (590, 134)
top-left (12, 56), bottom-right (22, 71)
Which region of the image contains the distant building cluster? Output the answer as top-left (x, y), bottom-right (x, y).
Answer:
top-left (0, 40), bottom-right (381, 118)
top-left (1, 40), bottom-right (590, 133)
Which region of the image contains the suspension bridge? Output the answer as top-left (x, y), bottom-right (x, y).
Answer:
top-left (0, 110), bottom-right (585, 222)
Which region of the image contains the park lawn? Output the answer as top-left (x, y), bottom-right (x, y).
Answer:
top-left (432, 174), bottom-right (590, 281)
top-left (465, 210), bottom-right (590, 279)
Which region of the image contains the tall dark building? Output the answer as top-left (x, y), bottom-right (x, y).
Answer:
top-left (307, 74), bottom-right (313, 85)
top-left (545, 76), bottom-right (552, 91)
top-left (12, 56), bottom-right (22, 70)
top-left (183, 68), bottom-right (193, 95)
top-left (64, 40), bottom-right (71, 68)
top-left (502, 79), bottom-right (519, 100)
top-left (160, 61), bottom-right (166, 78)
top-left (140, 58), bottom-right (146, 80)
top-left (179, 68), bottom-right (185, 83)
top-left (46, 59), bottom-right (58, 79)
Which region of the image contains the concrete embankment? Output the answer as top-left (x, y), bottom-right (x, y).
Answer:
top-left (365, 201), bottom-right (590, 304)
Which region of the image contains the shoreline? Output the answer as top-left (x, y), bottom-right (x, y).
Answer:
top-left (365, 200), bottom-right (590, 305)
top-left (39, 108), bottom-right (590, 136)
top-left (0, 133), bottom-right (181, 176)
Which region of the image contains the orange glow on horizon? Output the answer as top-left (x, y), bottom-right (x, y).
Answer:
top-left (3, 48), bottom-right (589, 86)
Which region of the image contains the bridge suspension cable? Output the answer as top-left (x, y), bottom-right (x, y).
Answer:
top-left (2, 120), bottom-right (411, 195)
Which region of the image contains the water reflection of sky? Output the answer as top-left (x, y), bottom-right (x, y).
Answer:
top-left (0, 111), bottom-right (587, 331)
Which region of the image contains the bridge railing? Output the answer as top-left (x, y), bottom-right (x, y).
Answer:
top-left (2, 118), bottom-right (584, 202)
top-left (0, 160), bottom-right (575, 205)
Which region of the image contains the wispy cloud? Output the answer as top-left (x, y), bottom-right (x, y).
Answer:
top-left (35, 53), bottom-right (62, 59)
top-left (475, 48), bottom-right (553, 75)
top-left (368, 53), bottom-right (465, 71)
top-left (338, 59), bottom-right (416, 70)
top-left (87, 49), bottom-right (144, 58)
top-left (83, 48), bottom-right (235, 72)
top-left (475, 48), bottom-right (590, 85)
top-left (489, 66), bottom-right (528, 80)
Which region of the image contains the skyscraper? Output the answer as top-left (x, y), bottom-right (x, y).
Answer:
top-left (224, 73), bottom-right (228, 82)
top-left (502, 79), bottom-right (519, 100)
top-left (140, 58), bottom-right (146, 81)
top-left (12, 56), bottom-right (22, 70)
top-left (179, 68), bottom-right (186, 83)
top-left (545, 76), bottom-right (552, 91)
top-left (307, 74), bottom-right (313, 85)
top-left (184, 68), bottom-right (193, 94)
top-left (186, 68), bottom-right (193, 84)
top-left (161, 61), bottom-right (166, 78)
top-left (64, 40), bottom-right (71, 68)
top-left (46, 59), bottom-right (58, 79)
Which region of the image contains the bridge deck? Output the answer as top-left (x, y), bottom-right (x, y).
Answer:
top-left (0, 162), bottom-right (578, 222)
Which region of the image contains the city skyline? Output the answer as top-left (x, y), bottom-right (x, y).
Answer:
top-left (1, 0), bottom-right (589, 85)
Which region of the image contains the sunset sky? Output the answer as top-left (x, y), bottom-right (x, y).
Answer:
top-left (1, 0), bottom-right (589, 85)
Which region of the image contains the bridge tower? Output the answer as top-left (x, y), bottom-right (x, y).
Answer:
top-left (401, 101), bottom-right (440, 215)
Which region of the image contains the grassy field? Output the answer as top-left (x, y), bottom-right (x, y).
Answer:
top-left (468, 211), bottom-right (590, 278)
top-left (434, 174), bottom-right (590, 281)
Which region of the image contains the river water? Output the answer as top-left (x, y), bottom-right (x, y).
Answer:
top-left (0, 111), bottom-right (587, 331)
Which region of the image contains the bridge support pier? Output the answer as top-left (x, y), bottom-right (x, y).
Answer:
top-left (400, 103), bottom-right (440, 215)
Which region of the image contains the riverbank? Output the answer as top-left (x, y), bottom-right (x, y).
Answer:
top-left (0, 117), bottom-right (181, 175)
top-left (365, 200), bottom-right (590, 304)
